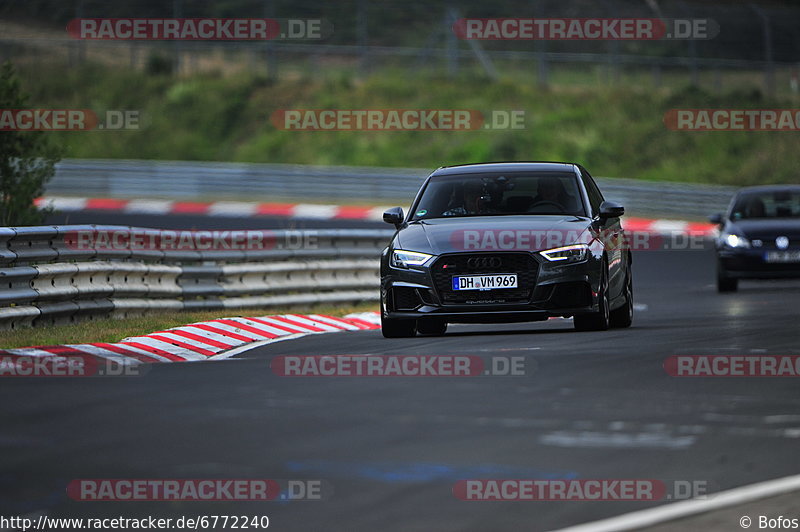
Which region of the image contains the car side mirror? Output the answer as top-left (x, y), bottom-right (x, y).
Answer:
top-left (599, 201), bottom-right (625, 219)
top-left (383, 207), bottom-right (404, 228)
top-left (708, 213), bottom-right (723, 225)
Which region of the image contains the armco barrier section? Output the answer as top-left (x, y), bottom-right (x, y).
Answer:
top-left (0, 225), bottom-right (394, 330)
top-left (48, 159), bottom-right (737, 218)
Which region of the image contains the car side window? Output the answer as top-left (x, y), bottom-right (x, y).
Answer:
top-left (581, 171), bottom-right (604, 216)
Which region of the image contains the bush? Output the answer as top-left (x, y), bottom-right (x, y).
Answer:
top-left (145, 53), bottom-right (174, 76)
top-left (0, 62), bottom-right (61, 226)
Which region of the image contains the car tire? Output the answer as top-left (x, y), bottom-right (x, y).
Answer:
top-left (717, 276), bottom-right (738, 292)
top-left (574, 263), bottom-right (610, 332)
top-left (417, 319), bottom-right (447, 336)
top-left (381, 315), bottom-right (417, 338)
top-left (717, 266), bottom-right (738, 292)
top-left (610, 267), bottom-right (633, 329)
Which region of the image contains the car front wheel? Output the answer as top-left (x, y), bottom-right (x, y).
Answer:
top-left (381, 315), bottom-right (417, 338)
top-left (609, 267), bottom-right (633, 328)
top-left (574, 264), bottom-right (610, 332)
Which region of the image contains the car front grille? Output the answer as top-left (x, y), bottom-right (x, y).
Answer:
top-left (430, 253), bottom-right (538, 305)
top-left (749, 234), bottom-right (800, 250)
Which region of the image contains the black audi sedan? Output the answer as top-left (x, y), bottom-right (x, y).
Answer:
top-left (710, 185), bottom-right (800, 292)
top-left (379, 162), bottom-right (633, 337)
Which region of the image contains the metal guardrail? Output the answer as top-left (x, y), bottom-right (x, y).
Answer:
top-left (48, 159), bottom-right (737, 218)
top-left (49, 159), bottom-right (427, 204)
top-left (0, 225), bottom-right (393, 330)
top-left (590, 176), bottom-right (736, 219)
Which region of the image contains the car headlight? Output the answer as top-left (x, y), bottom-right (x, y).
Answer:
top-left (391, 250), bottom-right (434, 268)
top-left (722, 233), bottom-right (750, 249)
top-left (540, 244), bottom-right (590, 263)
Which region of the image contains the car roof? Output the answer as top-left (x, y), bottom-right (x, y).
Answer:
top-left (735, 185), bottom-right (800, 195)
top-left (430, 162), bottom-right (578, 176)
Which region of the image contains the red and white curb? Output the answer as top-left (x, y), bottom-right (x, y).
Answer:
top-left (36, 196), bottom-right (716, 235)
top-left (37, 196), bottom-right (391, 221)
top-left (623, 217), bottom-right (712, 236)
top-left (0, 312), bottom-right (382, 365)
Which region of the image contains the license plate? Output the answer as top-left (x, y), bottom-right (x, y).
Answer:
top-left (452, 274), bottom-right (518, 291)
top-left (764, 251), bottom-right (800, 263)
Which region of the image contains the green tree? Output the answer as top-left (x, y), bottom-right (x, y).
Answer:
top-left (0, 61), bottom-right (61, 226)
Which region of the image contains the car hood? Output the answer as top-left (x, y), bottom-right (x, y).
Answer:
top-left (395, 215), bottom-right (593, 255)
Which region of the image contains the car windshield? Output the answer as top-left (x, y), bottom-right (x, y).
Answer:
top-left (730, 190), bottom-right (800, 220)
top-left (411, 173), bottom-right (586, 220)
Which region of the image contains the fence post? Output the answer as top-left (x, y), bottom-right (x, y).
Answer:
top-left (74, 0), bottom-right (86, 67)
top-left (357, 0), bottom-right (369, 75)
top-left (608, 41), bottom-right (621, 85)
top-left (172, 0), bottom-right (182, 75)
top-left (264, 0), bottom-right (277, 80)
top-left (130, 42), bottom-right (139, 70)
top-left (537, 53), bottom-right (549, 88)
top-left (445, 7), bottom-right (458, 77)
top-left (673, 1), bottom-right (700, 87)
top-left (750, 4), bottom-right (775, 96)
top-left (530, 0), bottom-right (548, 87)
top-left (454, 7), bottom-right (498, 81)
top-left (651, 63), bottom-right (662, 88)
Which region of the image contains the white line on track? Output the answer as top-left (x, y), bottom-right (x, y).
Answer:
top-left (551, 473), bottom-right (800, 532)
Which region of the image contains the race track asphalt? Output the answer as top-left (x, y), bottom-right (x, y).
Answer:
top-left (3, 211), bottom-right (796, 531)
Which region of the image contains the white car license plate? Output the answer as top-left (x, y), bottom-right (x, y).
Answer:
top-left (765, 251), bottom-right (800, 263)
top-left (452, 274), bottom-right (518, 291)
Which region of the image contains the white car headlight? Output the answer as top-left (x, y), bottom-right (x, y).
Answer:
top-left (723, 233), bottom-right (750, 249)
top-left (540, 244), bottom-right (590, 263)
top-left (391, 250), bottom-right (434, 268)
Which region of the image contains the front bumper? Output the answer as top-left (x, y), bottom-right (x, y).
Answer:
top-left (718, 248), bottom-right (800, 279)
top-left (381, 251), bottom-right (602, 323)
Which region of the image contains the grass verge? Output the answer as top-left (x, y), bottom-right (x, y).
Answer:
top-left (14, 63), bottom-right (800, 188)
top-left (1, 303), bottom-right (379, 349)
